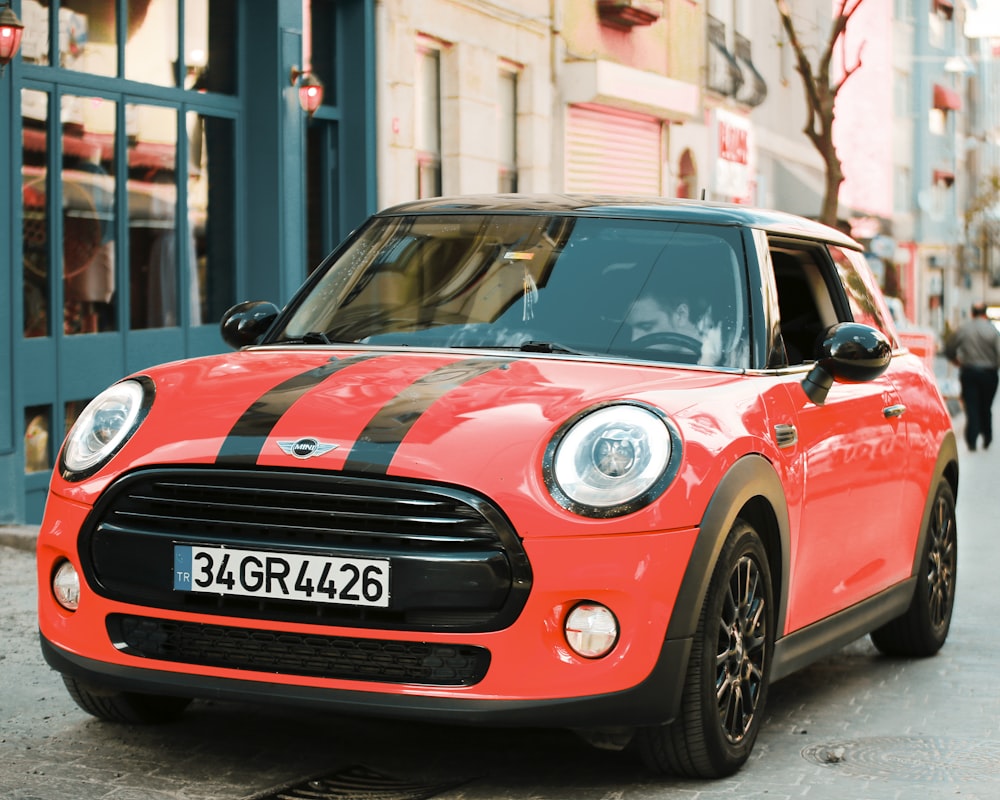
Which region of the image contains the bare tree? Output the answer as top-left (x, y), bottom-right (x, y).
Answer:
top-left (774, 0), bottom-right (866, 226)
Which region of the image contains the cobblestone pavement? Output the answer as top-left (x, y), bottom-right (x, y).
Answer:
top-left (1, 381), bottom-right (997, 799)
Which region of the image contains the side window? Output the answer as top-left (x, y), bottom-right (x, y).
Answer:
top-left (769, 245), bottom-right (838, 365)
top-left (829, 246), bottom-right (897, 343)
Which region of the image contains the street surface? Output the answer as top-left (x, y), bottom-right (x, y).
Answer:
top-left (2, 381), bottom-right (998, 799)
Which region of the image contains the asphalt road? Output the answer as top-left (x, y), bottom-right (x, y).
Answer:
top-left (1, 401), bottom-right (998, 799)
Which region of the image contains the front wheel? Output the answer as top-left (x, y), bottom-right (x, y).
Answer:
top-left (635, 520), bottom-right (774, 778)
top-left (63, 675), bottom-right (192, 724)
top-left (871, 478), bottom-right (957, 657)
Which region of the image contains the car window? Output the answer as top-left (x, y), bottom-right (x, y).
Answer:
top-left (829, 245), bottom-right (897, 344)
top-left (276, 214), bottom-right (751, 368)
top-left (769, 246), bottom-right (839, 365)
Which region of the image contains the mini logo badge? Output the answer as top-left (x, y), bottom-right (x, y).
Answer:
top-left (277, 438), bottom-right (338, 459)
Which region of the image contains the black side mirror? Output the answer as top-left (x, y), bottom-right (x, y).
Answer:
top-left (220, 301), bottom-right (280, 349)
top-left (801, 322), bottom-right (892, 405)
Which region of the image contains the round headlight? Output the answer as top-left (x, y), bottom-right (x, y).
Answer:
top-left (543, 403), bottom-right (679, 517)
top-left (61, 379), bottom-right (152, 479)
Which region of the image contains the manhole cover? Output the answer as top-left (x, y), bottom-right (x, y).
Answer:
top-left (802, 736), bottom-right (1000, 782)
top-left (243, 764), bottom-right (472, 800)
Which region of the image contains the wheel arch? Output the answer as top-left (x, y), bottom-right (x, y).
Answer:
top-left (910, 430), bottom-right (959, 578)
top-left (665, 454), bottom-right (791, 643)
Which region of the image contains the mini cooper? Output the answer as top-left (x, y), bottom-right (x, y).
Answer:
top-left (38, 195), bottom-right (958, 778)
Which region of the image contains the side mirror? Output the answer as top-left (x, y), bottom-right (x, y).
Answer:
top-left (801, 322), bottom-right (892, 405)
top-left (220, 301), bottom-right (280, 349)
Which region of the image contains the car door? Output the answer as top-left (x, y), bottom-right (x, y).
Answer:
top-left (768, 241), bottom-right (911, 634)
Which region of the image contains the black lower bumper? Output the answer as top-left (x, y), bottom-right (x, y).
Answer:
top-left (40, 633), bottom-right (691, 729)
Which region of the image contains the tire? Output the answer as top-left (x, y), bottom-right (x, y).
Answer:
top-left (871, 479), bottom-right (957, 657)
top-left (62, 675), bottom-right (192, 724)
top-left (635, 520), bottom-right (774, 778)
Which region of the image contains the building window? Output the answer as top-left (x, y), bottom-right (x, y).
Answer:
top-left (498, 68), bottom-right (518, 193)
top-left (24, 405), bottom-right (51, 474)
top-left (19, 0), bottom-right (238, 339)
top-left (416, 43), bottom-right (442, 199)
top-left (894, 165), bottom-right (912, 214)
top-left (706, 15), bottom-right (742, 97)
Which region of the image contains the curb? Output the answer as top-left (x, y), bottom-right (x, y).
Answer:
top-left (0, 525), bottom-right (39, 554)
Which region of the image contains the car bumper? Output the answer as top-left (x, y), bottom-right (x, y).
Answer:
top-left (37, 493), bottom-right (699, 728)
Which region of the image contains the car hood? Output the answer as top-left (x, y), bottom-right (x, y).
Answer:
top-left (60, 346), bottom-right (748, 521)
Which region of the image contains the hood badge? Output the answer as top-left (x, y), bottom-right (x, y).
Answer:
top-left (278, 438), bottom-right (338, 459)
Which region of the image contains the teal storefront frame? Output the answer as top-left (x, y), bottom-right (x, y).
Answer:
top-left (0, 0), bottom-right (376, 525)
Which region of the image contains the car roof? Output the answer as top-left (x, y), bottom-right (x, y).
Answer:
top-left (377, 193), bottom-right (860, 250)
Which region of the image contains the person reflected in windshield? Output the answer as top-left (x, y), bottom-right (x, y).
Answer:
top-left (625, 295), bottom-right (723, 366)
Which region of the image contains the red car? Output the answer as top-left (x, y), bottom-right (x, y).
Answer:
top-left (37, 196), bottom-right (958, 778)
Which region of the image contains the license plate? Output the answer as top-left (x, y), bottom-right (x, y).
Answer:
top-left (173, 545), bottom-right (390, 607)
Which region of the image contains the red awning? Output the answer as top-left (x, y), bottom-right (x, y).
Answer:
top-left (933, 83), bottom-right (962, 112)
top-left (933, 169), bottom-right (955, 187)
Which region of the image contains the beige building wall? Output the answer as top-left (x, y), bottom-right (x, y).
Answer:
top-left (375, 0), bottom-right (553, 208)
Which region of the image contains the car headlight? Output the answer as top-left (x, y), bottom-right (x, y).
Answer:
top-left (61, 378), bottom-right (153, 480)
top-left (543, 402), bottom-right (680, 518)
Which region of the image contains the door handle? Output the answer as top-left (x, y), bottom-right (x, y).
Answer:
top-left (883, 404), bottom-right (906, 418)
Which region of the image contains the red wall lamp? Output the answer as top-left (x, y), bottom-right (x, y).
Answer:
top-left (0, 2), bottom-right (25, 76)
top-left (290, 66), bottom-right (324, 117)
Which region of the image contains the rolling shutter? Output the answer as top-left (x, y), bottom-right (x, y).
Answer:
top-left (565, 104), bottom-right (662, 195)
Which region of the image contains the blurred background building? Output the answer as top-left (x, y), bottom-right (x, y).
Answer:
top-left (1, 0), bottom-right (998, 523)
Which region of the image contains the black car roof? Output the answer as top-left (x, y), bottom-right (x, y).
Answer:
top-left (377, 193), bottom-right (860, 249)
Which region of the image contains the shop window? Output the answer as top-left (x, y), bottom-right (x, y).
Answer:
top-left (128, 103), bottom-right (179, 329)
top-left (63, 94), bottom-right (118, 335)
top-left (22, 89), bottom-right (50, 339)
top-left (20, 1), bottom-right (235, 91)
top-left (416, 44), bottom-right (442, 199)
top-left (498, 68), bottom-right (518, 193)
top-left (65, 399), bottom-right (91, 438)
top-left (24, 405), bottom-right (51, 474)
top-left (189, 112), bottom-right (236, 324)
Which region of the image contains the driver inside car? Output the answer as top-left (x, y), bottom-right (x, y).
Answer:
top-left (625, 295), bottom-right (724, 366)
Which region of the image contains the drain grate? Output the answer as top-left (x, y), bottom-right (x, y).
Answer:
top-left (243, 764), bottom-right (473, 800)
top-left (802, 736), bottom-right (1000, 782)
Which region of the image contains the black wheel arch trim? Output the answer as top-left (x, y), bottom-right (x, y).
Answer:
top-left (665, 454), bottom-right (792, 643)
top-left (909, 430), bottom-right (959, 579)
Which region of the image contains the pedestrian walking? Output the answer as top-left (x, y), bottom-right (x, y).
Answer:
top-left (945, 301), bottom-right (1000, 451)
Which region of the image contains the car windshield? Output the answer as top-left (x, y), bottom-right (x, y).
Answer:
top-left (274, 213), bottom-right (750, 368)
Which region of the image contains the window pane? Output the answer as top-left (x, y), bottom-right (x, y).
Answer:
top-left (126, 0), bottom-right (179, 86)
top-left (186, 0), bottom-right (238, 94)
top-left (306, 0), bottom-right (336, 105)
top-left (128, 103), bottom-right (179, 329)
top-left (25, 405), bottom-right (51, 474)
top-left (23, 89), bottom-right (50, 338)
top-left (416, 48), bottom-right (441, 155)
top-left (498, 70), bottom-right (517, 191)
top-left (63, 94), bottom-right (117, 335)
top-left (62, 0), bottom-right (119, 77)
top-left (189, 112), bottom-right (236, 324)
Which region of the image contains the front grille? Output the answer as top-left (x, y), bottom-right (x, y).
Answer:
top-left (108, 614), bottom-right (490, 685)
top-left (82, 468), bottom-right (531, 632)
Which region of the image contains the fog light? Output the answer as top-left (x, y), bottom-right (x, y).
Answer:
top-left (565, 602), bottom-right (618, 658)
top-left (52, 561), bottom-right (80, 611)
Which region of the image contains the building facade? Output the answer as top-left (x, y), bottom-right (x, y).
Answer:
top-left (3, 0), bottom-right (993, 524)
top-left (2, 0), bottom-right (377, 523)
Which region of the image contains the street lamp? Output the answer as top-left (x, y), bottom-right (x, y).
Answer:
top-left (0, 2), bottom-right (25, 76)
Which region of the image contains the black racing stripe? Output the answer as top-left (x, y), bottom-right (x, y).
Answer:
top-left (216, 354), bottom-right (378, 465)
top-left (343, 358), bottom-right (512, 474)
